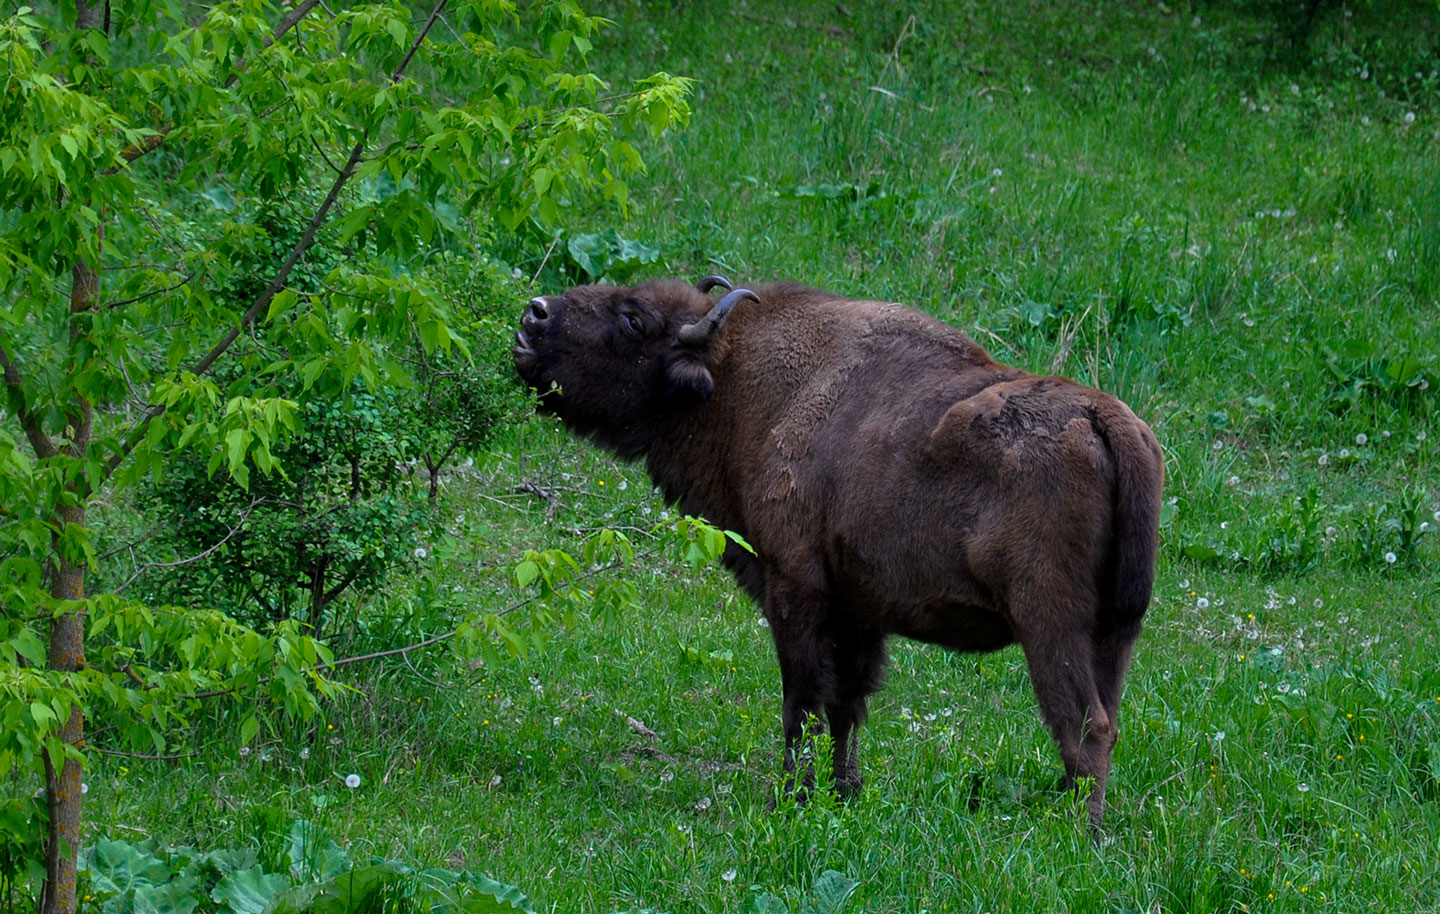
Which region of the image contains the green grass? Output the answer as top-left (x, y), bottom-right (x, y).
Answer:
top-left (82, 1), bottom-right (1440, 911)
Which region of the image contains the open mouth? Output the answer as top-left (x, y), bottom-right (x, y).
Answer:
top-left (513, 329), bottom-right (536, 356)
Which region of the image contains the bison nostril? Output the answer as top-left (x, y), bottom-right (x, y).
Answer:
top-left (527, 297), bottom-right (550, 321)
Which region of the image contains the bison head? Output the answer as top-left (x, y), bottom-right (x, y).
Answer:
top-left (512, 276), bottom-right (759, 456)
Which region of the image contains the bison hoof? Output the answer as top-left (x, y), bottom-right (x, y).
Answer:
top-left (834, 774), bottom-right (864, 800)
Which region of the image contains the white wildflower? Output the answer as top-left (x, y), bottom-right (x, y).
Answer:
top-left (490, 774), bottom-right (502, 787)
top-left (414, 546), bottom-right (428, 560)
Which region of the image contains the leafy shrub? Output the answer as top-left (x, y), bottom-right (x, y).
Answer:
top-left (81, 821), bottom-right (532, 914)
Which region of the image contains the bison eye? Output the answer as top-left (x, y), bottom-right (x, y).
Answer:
top-left (619, 312), bottom-right (643, 336)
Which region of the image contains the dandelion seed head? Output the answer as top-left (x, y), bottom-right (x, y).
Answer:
top-left (1385, 551), bottom-right (1398, 564)
top-left (345, 773), bottom-right (361, 789)
top-left (1197, 597), bottom-right (1210, 609)
top-left (1355, 433), bottom-right (1368, 445)
top-left (722, 868), bottom-right (738, 883)
top-left (1317, 454), bottom-right (1329, 466)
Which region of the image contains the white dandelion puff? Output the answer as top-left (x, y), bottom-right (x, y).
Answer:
top-left (345, 773), bottom-right (361, 789)
top-left (1385, 552), bottom-right (1398, 564)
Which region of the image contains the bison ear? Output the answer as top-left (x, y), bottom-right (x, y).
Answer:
top-left (664, 356), bottom-right (714, 402)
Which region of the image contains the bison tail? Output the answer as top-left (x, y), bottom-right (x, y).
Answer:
top-left (1091, 401), bottom-right (1165, 640)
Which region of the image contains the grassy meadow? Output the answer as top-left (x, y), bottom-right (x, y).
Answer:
top-left (84, 1), bottom-right (1440, 911)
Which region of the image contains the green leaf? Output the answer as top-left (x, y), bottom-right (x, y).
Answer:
top-left (285, 820), bottom-right (350, 882)
top-left (239, 714), bottom-right (260, 747)
top-left (84, 837), bottom-right (171, 895)
top-left (799, 871), bottom-right (860, 914)
top-left (212, 865), bottom-right (290, 914)
top-left (267, 288), bottom-right (299, 322)
top-left (1181, 543), bottom-right (1222, 562)
top-left (514, 560), bottom-right (540, 589)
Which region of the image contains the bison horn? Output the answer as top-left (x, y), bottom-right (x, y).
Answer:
top-left (695, 275), bottom-right (733, 294)
top-left (677, 288), bottom-right (760, 346)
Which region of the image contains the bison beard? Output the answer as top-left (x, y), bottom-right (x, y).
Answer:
top-left (513, 276), bottom-right (1164, 828)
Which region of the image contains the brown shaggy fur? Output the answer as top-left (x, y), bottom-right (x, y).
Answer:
top-left (513, 278), bottom-right (1164, 827)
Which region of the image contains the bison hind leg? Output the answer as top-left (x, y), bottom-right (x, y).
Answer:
top-left (1014, 611), bottom-right (1122, 830)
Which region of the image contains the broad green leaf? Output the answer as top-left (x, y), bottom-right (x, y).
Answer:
top-left (285, 820), bottom-right (350, 883)
top-left (211, 865), bottom-right (290, 914)
top-left (514, 560), bottom-right (540, 589)
top-left (799, 871), bottom-right (860, 914)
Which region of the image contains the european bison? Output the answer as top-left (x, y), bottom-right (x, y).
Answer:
top-left (512, 276), bottom-right (1163, 827)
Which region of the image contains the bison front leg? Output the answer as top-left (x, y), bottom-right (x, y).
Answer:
top-left (825, 632), bottom-right (887, 798)
top-left (763, 577), bottom-right (836, 804)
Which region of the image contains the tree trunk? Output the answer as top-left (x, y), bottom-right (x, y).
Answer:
top-left (41, 516), bottom-right (86, 914)
top-left (41, 141), bottom-right (101, 911)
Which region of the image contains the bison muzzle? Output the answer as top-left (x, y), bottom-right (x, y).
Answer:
top-left (513, 276), bottom-right (1164, 827)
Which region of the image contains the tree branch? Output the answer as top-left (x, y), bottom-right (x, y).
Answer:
top-left (115, 497), bottom-right (265, 594)
top-left (101, 0), bottom-right (322, 175)
top-left (101, 272), bottom-right (194, 311)
top-left (318, 567), bottom-right (360, 612)
top-left (0, 338), bottom-right (59, 460)
top-left (101, 0), bottom-right (450, 485)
